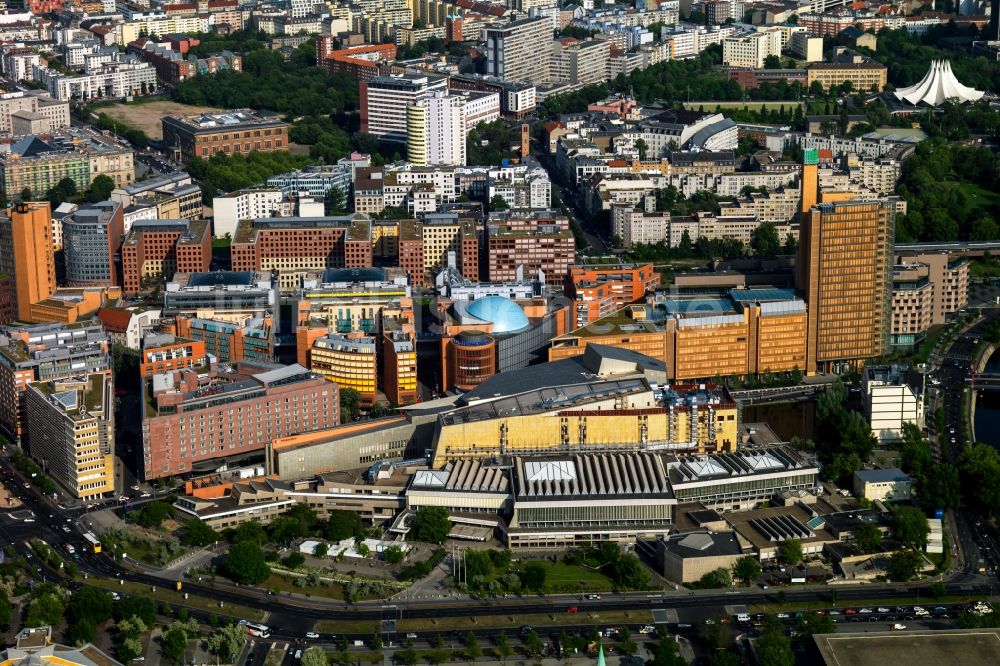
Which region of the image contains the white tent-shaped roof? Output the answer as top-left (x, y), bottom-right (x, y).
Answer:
top-left (893, 60), bottom-right (984, 106)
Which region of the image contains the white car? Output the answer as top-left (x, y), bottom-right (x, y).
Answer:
top-left (892, 624), bottom-right (907, 631)
top-left (877, 608), bottom-right (890, 613)
top-left (913, 607), bottom-right (929, 617)
top-left (859, 608), bottom-right (873, 614)
top-left (305, 632), bottom-right (320, 640)
top-left (639, 625), bottom-right (655, 635)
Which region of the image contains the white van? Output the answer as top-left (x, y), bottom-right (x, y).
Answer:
top-left (736, 613), bottom-right (751, 623)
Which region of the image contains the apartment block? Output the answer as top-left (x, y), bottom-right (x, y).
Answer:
top-left (131, 40), bottom-right (241, 84)
top-left (319, 41), bottom-right (395, 80)
top-left (24, 373), bottom-right (115, 499)
top-left (722, 31), bottom-right (781, 69)
top-left (806, 62), bottom-right (888, 92)
top-left (61, 201), bottom-right (124, 288)
top-left (406, 91), bottom-right (465, 167)
top-left (120, 219), bottom-right (212, 294)
top-left (212, 189), bottom-right (283, 240)
top-left (266, 162), bottom-right (357, 197)
top-left (34, 58), bottom-right (158, 101)
top-left (488, 161), bottom-right (551, 209)
top-left (565, 263), bottom-right (659, 328)
top-left (110, 172), bottom-right (203, 230)
top-left (141, 362), bottom-right (338, 479)
top-left (0, 202), bottom-right (56, 321)
top-left (162, 110), bottom-right (290, 161)
top-left (361, 73), bottom-right (448, 143)
top-left (0, 130), bottom-right (134, 197)
top-left (890, 254), bottom-right (968, 349)
top-left (612, 204), bottom-right (669, 248)
top-left (0, 321), bottom-right (110, 442)
top-left (863, 365), bottom-right (923, 444)
top-left (551, 38), bottom-right (610, 86)
top-left (483, 16), bottom-right (552, 84)
top-left (0, 90), bottom-right (69, 136)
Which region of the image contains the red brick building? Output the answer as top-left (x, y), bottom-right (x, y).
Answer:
top-left (319, 41), bottom-right (396, 81)
top-left (0, 276), bottom-right (15, 325)
top-left (162, 110), bottom-right (289, 162)
top-left (230, 215), bottom-right (369, 288)
top-left (141, 362), bottom-right (338, 479)
top-left (487, 225), bottom-right (575, 286)
top-left (129, 39), bottom-right (241, 84)
top-left (120, 219), bottom-right (212, 295)
top-left (25, 0), bottom-right (63, 14)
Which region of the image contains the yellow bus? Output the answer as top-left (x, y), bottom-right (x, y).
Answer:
top-left (82, 532), bottom-right (101, 554)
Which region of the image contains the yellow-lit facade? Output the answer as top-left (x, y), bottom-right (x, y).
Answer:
top-left (432, 392), bottom-right (740, 467)
top-left (405, 104), bottom-right (429, 166)
top-left (797, 200), bottom-right (894, 374)
top-left (308, 335), bottom-right (378, 405)
top-left (23, 373), bottom-right (115, 500)
top-left (550, 299), bottom-right (807, 382)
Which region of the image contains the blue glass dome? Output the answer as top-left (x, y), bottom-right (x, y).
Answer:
top-left (466, 296), bottom-right (530, 334)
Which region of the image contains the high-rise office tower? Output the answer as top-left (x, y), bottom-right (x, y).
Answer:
top-left (483, 16), bottom-right (552, 84)
top-left (796, 151), bottom-right (894, 374)
top-left (62, 201), bottom-right (125, 288)
top-left (0, 202), bottom-right (56, 321)
top-left (24, 373), bottom-right (115, 500)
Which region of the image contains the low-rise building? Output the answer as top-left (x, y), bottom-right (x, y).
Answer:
top-left (656, 531), bottom-right (744, 583)
top-left (139, 332), bottom-right (207, 377)
top-left (806, 62), bottom-right (888, 92)
top-left (565, 263), bottom-right (659, 328)
top-left (110, 172), bottom-right (203, 229)
top-left (863, 365), bottom-right (923, 444)
top-left (162, 109), bottom-right (290, 161)
top-left (96, 307), bottom-right (161, 350)
top-left (853, 468), bottom-right (913, 502)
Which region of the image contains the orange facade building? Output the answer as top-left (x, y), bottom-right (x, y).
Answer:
top-left (796, 150), bottom-right (894, 374)
top-left (140, 333), bottom-right (208, 377)
top-left (6, 203), bottom-right (56, 321)
top-left (565, 263), bottom-right (660, 328)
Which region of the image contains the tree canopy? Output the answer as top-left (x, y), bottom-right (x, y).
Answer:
top-left (411, 506), bottom-right (450, 544)
top-left (224, 541), bottom-right (271, 585)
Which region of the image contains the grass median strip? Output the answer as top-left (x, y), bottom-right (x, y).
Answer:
top-left (84, 576), bottom-right (266, 621)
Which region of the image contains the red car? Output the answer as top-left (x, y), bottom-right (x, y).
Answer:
top-left (566, 607), bottom-right (578, 613)
top-left (845, 609), bottom-right (857, 615)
